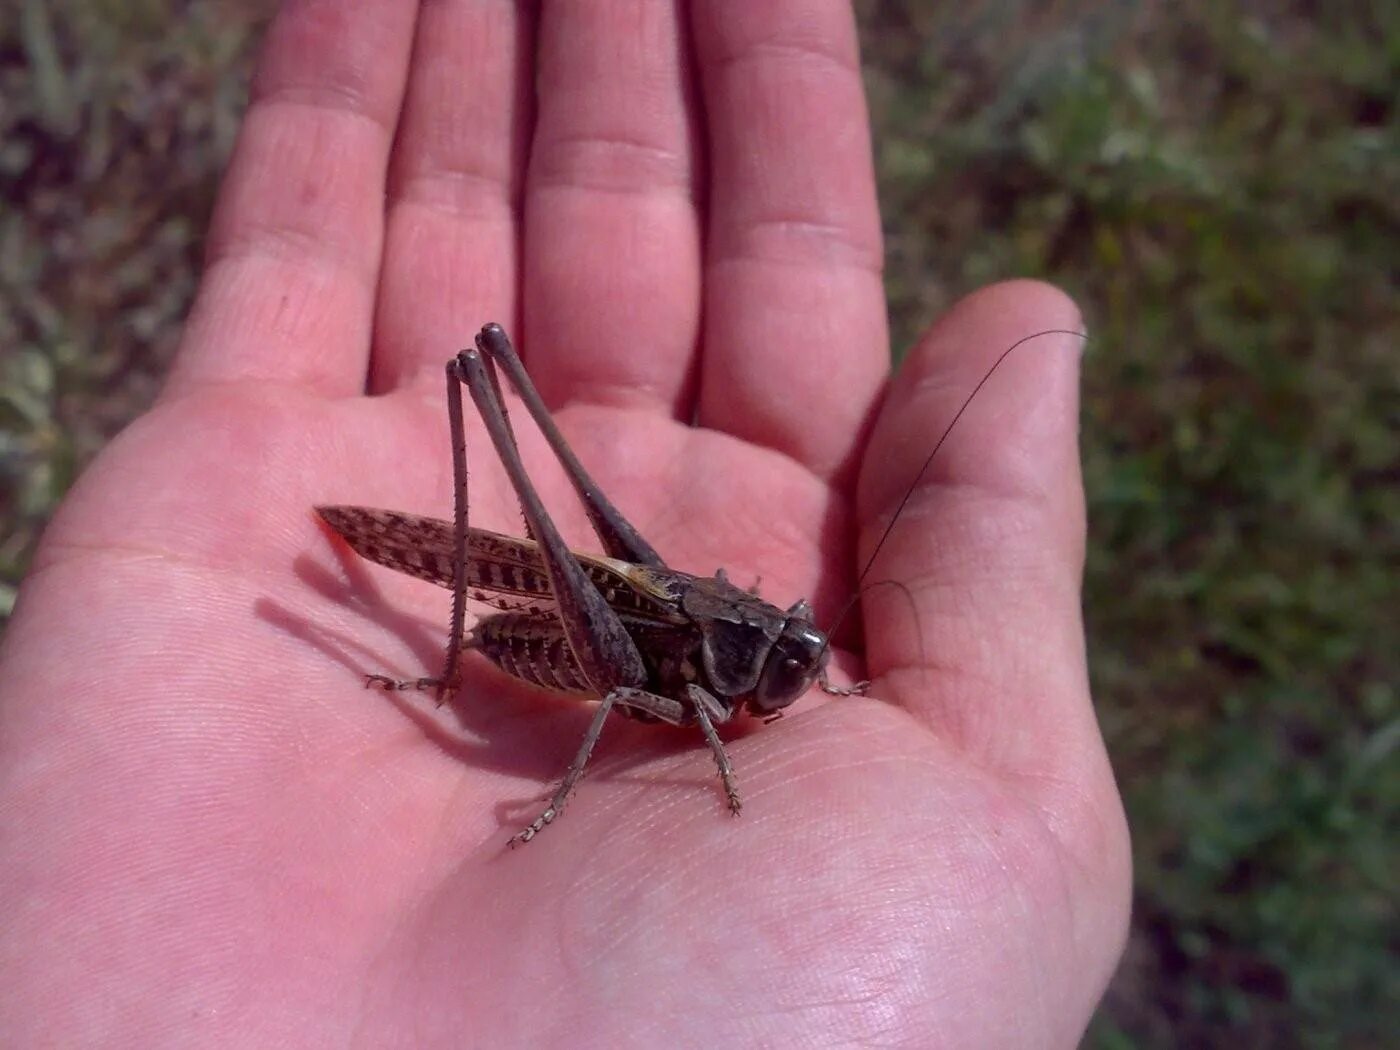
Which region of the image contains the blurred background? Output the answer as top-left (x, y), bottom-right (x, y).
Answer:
top-left (1, 2), bottom-right (1394, 1045)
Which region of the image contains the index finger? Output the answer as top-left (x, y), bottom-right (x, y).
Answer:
top-left (164, 0), bottom-right (416, 401)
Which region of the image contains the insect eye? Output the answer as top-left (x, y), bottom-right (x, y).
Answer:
top-left (752, 629), bottom-right (826, 714)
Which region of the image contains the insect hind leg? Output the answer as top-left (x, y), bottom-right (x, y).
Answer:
top-left (362, 631), bottom-right (483, 704)
top-left (364, 671), bottom-right (462, 708)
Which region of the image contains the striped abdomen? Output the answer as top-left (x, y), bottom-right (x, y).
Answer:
top-left (473, 612), bottom-right (593, 694)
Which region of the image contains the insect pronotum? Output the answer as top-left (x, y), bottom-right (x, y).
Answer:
top-left (317, 323), bottom-right (1082, 844)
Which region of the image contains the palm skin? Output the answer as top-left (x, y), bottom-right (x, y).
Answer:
top-left (0, 3), bottom-right (1129, 1047)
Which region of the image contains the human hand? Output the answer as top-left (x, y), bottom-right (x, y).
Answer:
top-left (0, 2), bottom-right (1128, 1045)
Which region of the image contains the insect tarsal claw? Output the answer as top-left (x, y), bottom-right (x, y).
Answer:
top-left (819, 674), bottom-right (870, 697)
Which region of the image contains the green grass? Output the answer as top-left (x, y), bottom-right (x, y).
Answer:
top-left (864, 4), bottom-right (1397, 1045)
top-left (3, 2), bottom-right (1396, 1045)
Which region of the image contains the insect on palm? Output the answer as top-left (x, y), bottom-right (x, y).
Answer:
top-left (318, 323), bottom-right (1083, 846)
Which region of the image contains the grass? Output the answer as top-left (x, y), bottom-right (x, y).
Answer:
top-left (864, 4), bottom-right (1396, 1045)
top-left (3, 2), bottom-right (1396, 1045)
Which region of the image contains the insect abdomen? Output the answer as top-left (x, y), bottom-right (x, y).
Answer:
top-left (474, 613), bottom-right (594, 694)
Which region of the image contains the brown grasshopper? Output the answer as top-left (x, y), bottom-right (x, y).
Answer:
top-left (318, 323), bottom-right (1080, 844)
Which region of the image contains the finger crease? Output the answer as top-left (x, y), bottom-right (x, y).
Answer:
top-left (252, 83), bottom-right (399, 140)
top-left (530, 133), bottom-right (694, 198)
top-left (394, 169), bottom-right (518, 222)
top-left (203, 219), bottom-right (374, 292)
top-left (712, 217), bottom-right (883, 275)
top-left (707, 38), bottom-right (861, 82)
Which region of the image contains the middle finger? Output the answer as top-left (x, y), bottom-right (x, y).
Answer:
top-left (372, 0), bottom-right (535, 393)
top-left (521, 0), bottom-right (703, 416)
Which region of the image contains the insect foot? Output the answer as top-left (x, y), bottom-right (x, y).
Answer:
top-left (818, 670), bottom-right (870, 697)
top-left (509, 806), bottom-right (559, 848)
top-left (363, 673), bottom-right (458, 707)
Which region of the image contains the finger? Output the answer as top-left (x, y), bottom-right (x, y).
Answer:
top-left (164, 0), bottom-right (416, 401)
top-left (520, 1), bottom-right (703, 415)
top-left (370, 1), bottom-right (535, 393)
top-left (857, 281), bottom-right (1098, 785)
top-left (690, 0), bottom-right (887, 480)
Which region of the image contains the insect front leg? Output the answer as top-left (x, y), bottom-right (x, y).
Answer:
top-left (616, 684), bottom-right (743, 817)
top-left (685, 685), bottom-right (743, 815)
top-left (818, 671), bottom-right (870, 697)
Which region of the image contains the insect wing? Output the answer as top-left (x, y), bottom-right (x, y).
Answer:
top-left (316, 506), bottom-right (461, 589)
top-left (317, 505), bottom-right (685, 622)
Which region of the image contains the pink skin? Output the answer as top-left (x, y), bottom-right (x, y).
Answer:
top-left (0, 3), bottom-right (1129, 1047)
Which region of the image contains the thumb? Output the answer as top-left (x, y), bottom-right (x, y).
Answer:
top-left (852, 279), bottom-right (1130, 1022)
top-left (857, 280), bottom-right (1095, 783)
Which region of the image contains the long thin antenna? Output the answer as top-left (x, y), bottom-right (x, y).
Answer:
top-left (821, 328), bottom-right (1087, 648)
top-left (854, 327), bottom-right (1087, 588)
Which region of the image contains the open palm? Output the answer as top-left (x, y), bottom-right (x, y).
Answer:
top-left (0, 3), bottom-right (1128, 1046)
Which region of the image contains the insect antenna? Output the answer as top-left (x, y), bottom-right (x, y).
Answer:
top-left (818, 328), bottom-right (1087, 680)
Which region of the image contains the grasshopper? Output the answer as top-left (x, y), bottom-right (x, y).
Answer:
top-left (318, 323), bottom-right (1079, 844)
